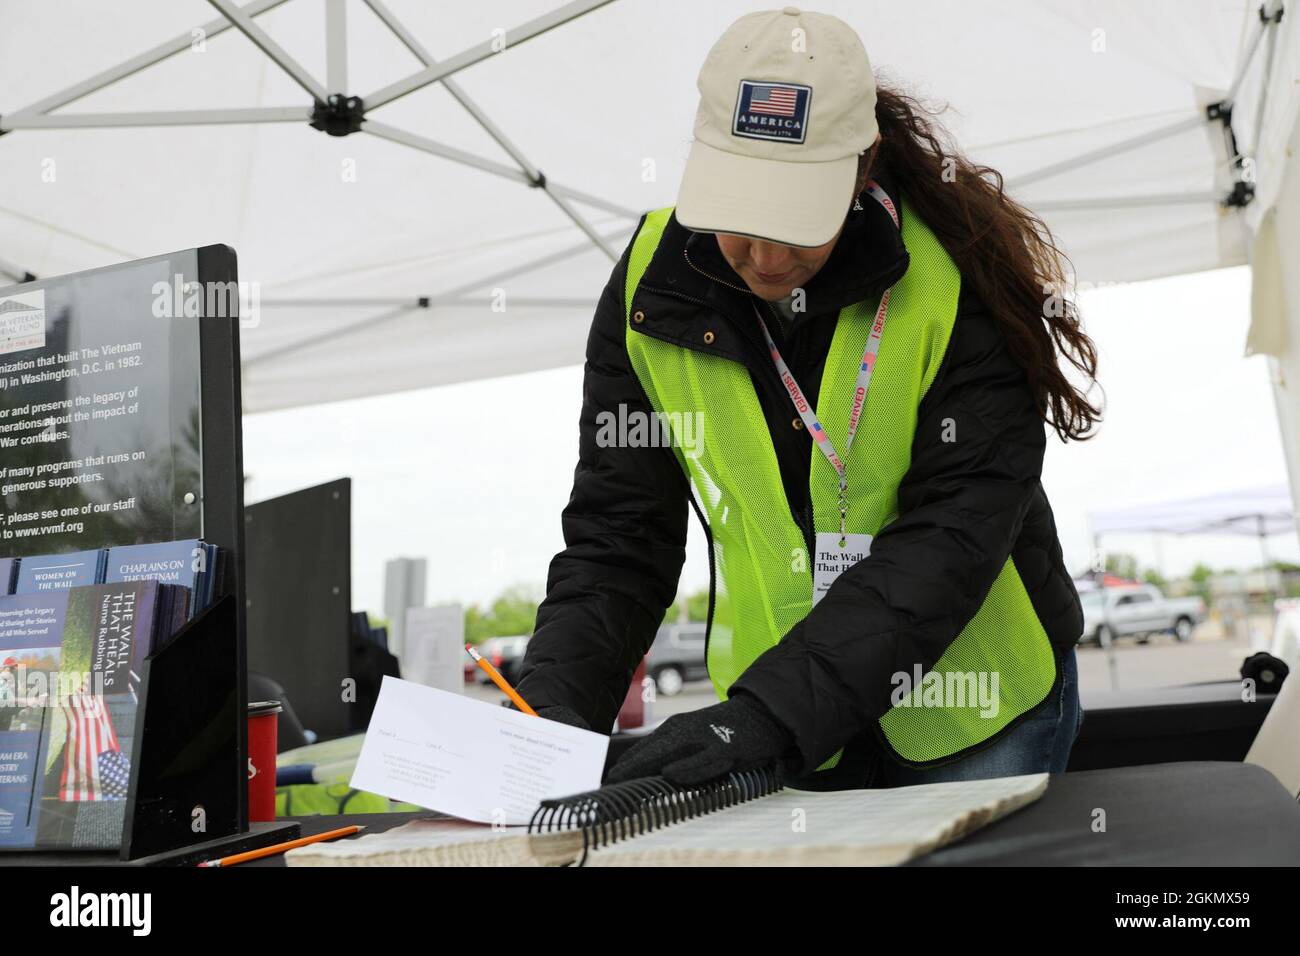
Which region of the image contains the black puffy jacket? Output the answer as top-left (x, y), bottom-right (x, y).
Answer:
top-left (515, 162), bottom-right (1084, 777)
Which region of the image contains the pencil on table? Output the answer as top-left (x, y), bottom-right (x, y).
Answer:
top-left (197, 825), bottom-right (363, 867)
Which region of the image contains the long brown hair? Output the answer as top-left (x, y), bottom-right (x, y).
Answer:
top-left (859, 82), bottom-right (1101, 442)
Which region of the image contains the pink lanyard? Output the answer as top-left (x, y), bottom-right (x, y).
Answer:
top-left (751, 179), bottom-right (901, 539)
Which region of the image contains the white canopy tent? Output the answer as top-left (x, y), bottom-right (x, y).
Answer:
top-left (1090, 484), bottom-right (1298, 539)
top-left (1, 1), bottom-right (1298, 513)
top-left (1089, 483), bottom-right (1298, 568)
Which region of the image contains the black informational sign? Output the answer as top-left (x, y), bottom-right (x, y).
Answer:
top-left (0, 251), bottom-right (204, 554)
top-left (0, 246), bottom-right (249, 856)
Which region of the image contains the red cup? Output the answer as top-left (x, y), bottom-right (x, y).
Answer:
top-left (247, 701), bottom-right (282, 822)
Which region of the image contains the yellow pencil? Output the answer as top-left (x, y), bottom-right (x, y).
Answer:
top-left (466, 643), bottom-right (538, 716)
top-left (196, 824), bottom-right (363, 867)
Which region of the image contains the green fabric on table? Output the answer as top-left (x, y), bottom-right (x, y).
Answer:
top-left (273, 733), bottom-right (422, 816)
top-left (278, 733), bottom-right (367, 768)
top-left (275, 783), bottom-right (421, 817)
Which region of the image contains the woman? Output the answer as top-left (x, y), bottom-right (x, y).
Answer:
top-left (514, 8), bottom-right (1099, 791)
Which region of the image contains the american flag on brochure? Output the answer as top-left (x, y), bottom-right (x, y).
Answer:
top-left (59, 692), bottom-right (130, 801)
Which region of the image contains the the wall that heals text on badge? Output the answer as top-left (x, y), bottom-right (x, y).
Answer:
top-left (0, 254), bottom-right (204, 557)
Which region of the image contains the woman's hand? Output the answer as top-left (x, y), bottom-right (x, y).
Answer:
top-left (605, 693), bottom-right (797, 786)
top-left (534, 704), bottom-right (591, 731)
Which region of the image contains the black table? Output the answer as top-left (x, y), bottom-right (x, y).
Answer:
top-left (1069, 681), bottom-right (1274, 771)
top-left (911, 761), bottom-right (1300, 865)
top-left (258, 761), bottom-right (1300, 867)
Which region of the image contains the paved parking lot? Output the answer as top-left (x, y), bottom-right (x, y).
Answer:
top-left (1075, 625), bottom-right (1256, 693)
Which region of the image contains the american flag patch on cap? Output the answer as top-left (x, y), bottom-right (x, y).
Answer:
top-left (733, 80), bottom-right (811, 144)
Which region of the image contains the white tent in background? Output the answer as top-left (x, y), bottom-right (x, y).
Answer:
top-left (1089, 483), bottom-right (1298, 567)
top-left (1090, 485), bottom-right (1297, 539)
top-left (1, 1), bottom-right (1298, 517)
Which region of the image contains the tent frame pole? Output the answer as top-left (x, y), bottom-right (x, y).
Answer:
top-left (1249, 2), bottom-right (1285, 162)
top-left (1007, 115), bottom-right (1204, 189)
top-left (362, 0), bottom-right (619, 259)
top-left (262, 296), bottom-right (594, 308)
top-left (0, 255), bottom-right (36, 283)
top-left (1227, 0), bottom-right (1285, 103)
top-left (360, 120), bottom-right (636, 222)
top-left (204, 0), bottom-right (329, 104)
top-left (1009, 4), bottom-right (1285, 197)
top-left (244, 303), bottom-right (417, 370)
top-left (1031, 191), bottom-right (1221, 212)
top-left (360, 120), bottom-right (538, 189)
top-left (361, 0), bottom-right (615, 112)
top-left (0, 0), bottom-right (292, 124)
top-left (0, 0), bottom-right (630, 269)
top-left (2, 108), bottom-right (310, 130)
top-left (244, 226), bottom-right (631, 368)
top-left (325, 0), bottom-right (348, 94)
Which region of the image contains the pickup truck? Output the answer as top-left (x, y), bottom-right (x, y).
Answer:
top-left (646, 623), bottom-right (709, 696)
top-left (1079, 584), bottom-right (1206, 646)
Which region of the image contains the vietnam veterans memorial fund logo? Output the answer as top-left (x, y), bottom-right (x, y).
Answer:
top-left (0, 289), bottom-right (46, 357)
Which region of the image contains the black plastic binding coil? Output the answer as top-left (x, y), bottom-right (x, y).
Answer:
top-left (527, 765), bottom-right (783, 866)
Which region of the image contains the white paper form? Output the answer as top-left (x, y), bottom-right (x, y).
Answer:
top-left (350, 676), bottom-right (609, 825)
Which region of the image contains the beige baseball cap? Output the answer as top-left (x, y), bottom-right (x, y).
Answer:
top-left (676, 7), bottom-right (878, 248)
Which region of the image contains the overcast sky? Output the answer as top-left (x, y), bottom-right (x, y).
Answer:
top-left (241, 262), bottom-right (1299, 616)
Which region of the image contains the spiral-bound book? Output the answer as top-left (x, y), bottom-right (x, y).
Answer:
top-left (286, 770), bottom-right (1048, 867)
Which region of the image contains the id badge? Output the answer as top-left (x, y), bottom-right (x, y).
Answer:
top-left (813, 532), bottom-right (873, 606)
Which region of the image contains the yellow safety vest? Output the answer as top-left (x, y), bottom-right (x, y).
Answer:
top-left (622, 205), bottom-right (1057, 767)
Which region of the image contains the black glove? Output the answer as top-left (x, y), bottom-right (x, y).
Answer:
top-left (606, 693), bottom-right (796, 786)
top-left (503, 700), bottom-right (593, 731)
top-left (535, 704), bottom-right (592, 731)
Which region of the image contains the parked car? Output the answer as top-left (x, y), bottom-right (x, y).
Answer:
top-left (473, 635), bottom-right (529, 685)
top-left (646, 624), bottom-right (709, 696)
top-left (1079, 585), bottom-right (1206, 646)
